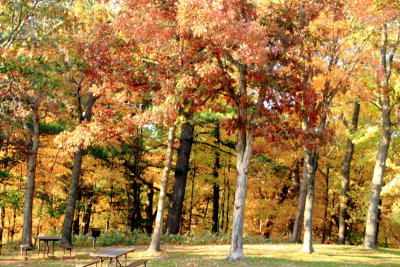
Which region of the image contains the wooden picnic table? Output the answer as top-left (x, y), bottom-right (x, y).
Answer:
top-left (90, 247), bottom-right (135, 266)
top-left (33, 236), bottom-right (61, 257)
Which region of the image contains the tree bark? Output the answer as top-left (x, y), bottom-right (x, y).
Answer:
top-left (129, 181), bottom-right (142, 231)
top-left (364, 22), bottom-right (396, 249)
top-left (227, 128), bottom-right (254, 261)
top-left (73, 190), bottom-right (83, 236)
top-left (0, 205), bottom-right (4, 245)
top-left (225, 59), bottom-right (264, 260)
top-left (321, 167), bottom-right (330, 244)
top-left (148, 124), bottom-right (176, 253)
top-left (187, 167), bottom-right (195, 235)
top-left (220, 172), bottom-right (226, 232)
top-left (338, 101), bottom-right (360, 244)
top-left (292, 160), bottom-right (301, 196)
top-left (212, 123), bottom-right (221, 233)
top-left (364, 103), bottom-right (391, 248)
top-left (144, 185), bottom-right (155, 234)
top-left (167, 121), bottom-right (194, 234)
top-left (301, 111), bottom-right (327, 253)
top-left (61, 92), bottom-right (95, 246)
top-left (61, 149), bottom-right (83, 246)
top-left (11, 208), bottom-right (16, 242)
top-left (290, 159), bottom-right (307, 243)
top-left (301, 144), bottom-right (317, 253)
top-left (21, 99), bottom-right (40, 246)
top-left (83, 202), bottom-right (92, 235)
top-left (73, 208), bottom-right (80, 236)
top-left (225, 178), bottom-right (230, 233)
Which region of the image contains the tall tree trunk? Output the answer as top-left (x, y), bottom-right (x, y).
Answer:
top-left (364, 103), bottom-right (391, 248)
top-left (328, 192), bottom-right (335, 242)
top-left (220, 171), bottom-right (226, 232)
top-left (212, 184), bottom-right (220, 233)
top-left (0, 184), bottom-right (5, 245)
top-left (302, 113), bottom-right (327, 253)
top-left (148, 124), bottom-right (176, 253)
top-left (364, 22), bottom-right (396, 249)
top-left (227, 128), bottom-right (254, 261)
top-left (21, 100), bottom-right (40, 246)
top-left (338, 101), bottom-right (360, 244)
top-left (107, 187), bottom-right (113, 231)
top-left (73, 190), bottom-right (83, 236)
top-left (61, 92), bottom-right (95, 246)
top-left (167, 121), bottom-right (194, 234)
top-left (292, 160), bottom-right (301, 196)
top-left (301, 145), bottom-right (318, 253)
top-left (225, 172), bottom-right (231, 233)
top-left (11, 208), bottom-right (16, 242)
top-left (212, 123), bottom-right (221, 233)
top-left (187, 166), bottom-right (195, 235)
top-left (61, 149), bottom-right (83, 246)
top-left (290, 159), bottom-right (307, 243)
top-left (0, 205), bottom-right (4, 244)
top-left (83, 202), bottom-right (92, 235)
top-left (144, 185), bottom-right (154, 234)
top-left (73, 209), bottom-right (80, 236)
top-left (322, 167), bottom-right (330, 244)
top-left (290, 160), bottom-right (307, 243)
top-left (130, 181), bottom-right (142, 231)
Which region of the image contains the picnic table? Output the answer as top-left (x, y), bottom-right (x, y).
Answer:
top-left (33, 236), bottom-right (61, 257)
top-left (90, 247), bottom-right (135, 266)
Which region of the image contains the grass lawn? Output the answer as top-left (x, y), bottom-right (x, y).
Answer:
top-left (1, 244), bottom-right (400, 266)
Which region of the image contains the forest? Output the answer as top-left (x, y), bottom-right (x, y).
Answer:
top-left (0, 0), bottom-right (400, 262)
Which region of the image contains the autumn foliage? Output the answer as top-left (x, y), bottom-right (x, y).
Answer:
top-left (1, 0), bottom-right (400, 261)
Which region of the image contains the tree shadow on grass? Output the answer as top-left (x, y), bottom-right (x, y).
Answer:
top-left (243, 257), bottom-right (400, 267)
top-left (377, 248), bottom-right (400, 256)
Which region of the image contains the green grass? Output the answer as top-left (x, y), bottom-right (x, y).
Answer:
top-left (1, 244), bottom-right (400, 266)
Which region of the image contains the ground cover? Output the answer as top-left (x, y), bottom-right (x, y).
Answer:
top-left (1, 244), bottom-right (400, 266)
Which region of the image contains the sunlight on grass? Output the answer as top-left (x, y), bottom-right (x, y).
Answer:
top-left (1, 244), bottom-right (400, 266)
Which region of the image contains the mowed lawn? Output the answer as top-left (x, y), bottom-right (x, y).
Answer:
top-left (1, 244), bottom-right (400, 266)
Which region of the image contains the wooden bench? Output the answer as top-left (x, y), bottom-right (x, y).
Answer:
top-left (20, 245), bottom-right (33, 260)
top-left (59, 243), bottom-right (73, 257)
top-left (127, 259), bottom-right (148, 267)
top-left (78, 259), bottom-right (101, 267)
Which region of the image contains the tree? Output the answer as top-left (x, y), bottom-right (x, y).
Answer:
top-left (148, 124), bottom-right (176, 253)
top-left (363, 14), bottom-right (400, 249)
top-left (338, 101), bottom-right (360, 244)
top-left (176, 0), bottom-right (310, 259)
top-left (58, 0), bottom-right (137, 244)
top-left (287, 0), bottom-right (371, 252)
top-left (0, 0), bottom-right (69, 246)
top-left (166, 120), bottom-right (195, 234)
top-left (290, 159), bottom-right (307, 243)
top-left (61, 92), bottom-right (97, 246)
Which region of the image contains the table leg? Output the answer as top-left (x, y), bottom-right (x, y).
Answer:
top-left (45, 241), bottom-right (49, 258)
top-left (37, 240), bottom-right (40, 254)
top-left (52, 241), bottom-right (55, 256)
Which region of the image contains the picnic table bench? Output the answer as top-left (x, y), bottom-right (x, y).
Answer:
top-left (89, 247), bottom-right (135, 266)
top-left (20, 244), bottom-right (33, 260)
top-left (78, 259), bottom-right (101, 267)
top-left (59, 243), bottom-right (73, 257)
top-left (127, 259), bottom-right (148, 267)
top-left (33, 236), bottom-right (61, 257)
